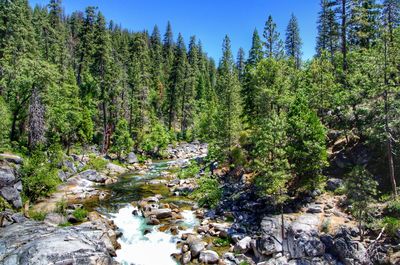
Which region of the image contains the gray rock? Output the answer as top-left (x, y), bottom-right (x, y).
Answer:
top-left (189, 239), bottom-right (205, 258)
top-left (45, 213), bottom-right (67, 226)
top-left (149, 208), bottom-right (172, 219)
top-left (78, 170), bottom-right (108, 183)
top-left (126, 152), bottom-right (138, 164)
top-left (181, 250), bottom-right (191, 264)
top-left (0, 154), bottom-right (23, 164)
top-left (0, 167), bottom-right (16, 187)
top-left (0, 220), bottom-right (116, 265)
top-left (11, 213), bottom-right (28, 223)
top-left (326, 178), bottom-right (344, 192)
top-left (0, 186), bottom-right (22, 208)
top-left (307, 204), bottom-right (323, 214)
top-left (199, 250), bottom-right (219, 264)
top-left (234, 236), bottom-right (252, 254)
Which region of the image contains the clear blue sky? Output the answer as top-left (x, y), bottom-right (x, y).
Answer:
top-left (29, 0), bottom-right (320, 61)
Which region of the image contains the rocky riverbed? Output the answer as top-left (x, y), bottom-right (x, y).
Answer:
top-left (1, 142), bottom-right (400, 265)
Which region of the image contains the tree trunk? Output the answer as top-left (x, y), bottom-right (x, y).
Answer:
top-left (28, 86), bottom-right (46, 150)
top-left (341, 0), bottom-right (348, 71)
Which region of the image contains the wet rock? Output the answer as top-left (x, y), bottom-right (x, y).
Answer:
top-left (146, 215), bottom-right (160, 225)
top-left (181, 250), bottom-right (192, 264)
top-left (187, 236), bottom-right (205, 258)
top-left (199, 250), bottom-right (219, 264)
top-left (149, 208), bottom-right (172, 219)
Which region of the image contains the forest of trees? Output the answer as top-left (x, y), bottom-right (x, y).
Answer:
top-left (0, 0), bottom-right (400, 203)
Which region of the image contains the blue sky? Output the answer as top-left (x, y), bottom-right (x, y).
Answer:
top-left (29, 0), bottom-right (320, 61)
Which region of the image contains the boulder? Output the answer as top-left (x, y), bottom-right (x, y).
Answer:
top-left (326, 178), bottom-right (344, 192)
top-left (44, 213), bottom-right (67, 226)
top-left (126, 152), bottom-right (138, 164)
top-left (0, 167), bottom-right (16, 187)
top-left (187, 236), bottom-right (205, 258)
top-left (199, 250), bottom-right (219, 264)
top-left (0, 186), bottom-right (22, 208)
top-left (0, 220), bottom-right (116, 265)
top-left (181, 250), bottom-right (191, 264)
top-left (0, 154), bottom-right (23, 164)
top-left (78, 170), bottom-right (108, 183)
top-left (106, 163), bottom-right (127, 175)
top-left (233, 236), bottom-right (252, 254)
top-left (149, 208), bottom-right (172, 219)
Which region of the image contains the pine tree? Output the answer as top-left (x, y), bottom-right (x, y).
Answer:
top-left (285, 14), bottom-right (302, 68)
top-left (149, 25), bottom-right (164, 116)
top-left (263, 15), bottom-right (283, 59)
top-left (167, 33), bottom-right (187, 131)
top-left (247, 29), bottom-right (264, 66)
top-left (215, 35), bottom-right (242, 159)
top-left (316, 0), bottom-right (340, 58)
top-left (236, 48), bottom-right (246, 82)
top-left (111, 118), bottom-right (133, 159)
top-left (383, 0), bottom-right (400, 43)
top-left (348, 0), bottom-right (380, 49)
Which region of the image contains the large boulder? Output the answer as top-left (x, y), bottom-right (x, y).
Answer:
top-left (126, 152), bottom-right (138, 164)
top-left (0, 166), bottom-right (22, 208)
top-left (106, 163), bottom-right (127, 176)
top-left (286, 214), bottom-right (325, 259)
top-left (233, 236), bottom-right (252, 254)
top-left (78, 170), bottom-right (108, 183)
top-left (147, 208), bottom-right (172, 219)
top-left (0, 220), bottom-right (118, 265)
top-left (326, 178), bottom-right (344, 192)
top-left (0, 154), bottom-right (23, 165)
top-left (253, 216), bottom-right (284, 257)
top-left (199, 250), bottom-right (219, 264)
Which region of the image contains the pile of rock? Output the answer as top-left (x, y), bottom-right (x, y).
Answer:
top-left (166, 142), bottom-right (208, 160)
top-left (177, 234), bottom-right (220, 264)
top-left (0, 154), bottom-right (23, 209)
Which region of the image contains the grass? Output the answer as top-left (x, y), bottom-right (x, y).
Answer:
top-left (177, 162), bottom-right (200, 179)
top-left (381, 216), bottom-right (400, 237)
top-left (213, 237), bottom-right (231, 247)
top-left (84, 154), bottom-right (108, 171)
top-left (72, 208), bottom-right (88, 222)
top-left (59, 221), bottom-right (72, 227)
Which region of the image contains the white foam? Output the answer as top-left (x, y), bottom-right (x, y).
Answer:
top-left (111, 204), bottom-right (198, 265)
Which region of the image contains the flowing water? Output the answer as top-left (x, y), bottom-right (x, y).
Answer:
top-left (96, 160), bottom-right (199, 265)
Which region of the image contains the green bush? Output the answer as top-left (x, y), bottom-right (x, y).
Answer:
top-left (30, 211), bottom-right (46, 221)
top-left (59, 221), bottom-right (72, 227)
top-left (214, 238), bottom-right (231, 247)
top-left (386, 200), bottom-right (400, 218)
top-left (0, 197), bottom-right (11, 211)
top-left (139, 121), bottom-right (171, 156)
top-left (21, 151), bottom-right (61, 202)
top-left (178, 162), bottom-right (201, 179)
top-left (382, 217), bottom-right (400, 237)
top-left (56, 198), bottom-right (67, 215)
top-left (190, 176), bottom-right (222, 208)
top-left (86, 154), bottom-right (108, 171)
top-left (72, 208), bottom-right (88, 222)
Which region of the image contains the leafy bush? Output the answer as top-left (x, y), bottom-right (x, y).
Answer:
top-left (190, 176), bottom-right (222, 208)
top-left (0, 197), bottom-right (11, 211)
top-left (214, 238), bottom-right (231, 247)
top-left (72, 208), bottom-right (88, 222)
top-left (382, 217), bottom-right (400, 237)
top-left (30, 211), bottom-right (46, 221)
top-left (56, 198), bottom-right (67, 215)
top-left (86, 154), bottom-right (107, 171)
top-left (139, 121), bottom-right (171, 156)
top-left (21, 150), bottom-right (61, 202)
top-left (178, 162), bottom-right (201, 179)
top-left (0, 96), bottom-right (11, 150)
top-left (386, 200), bottom-right (400, 218)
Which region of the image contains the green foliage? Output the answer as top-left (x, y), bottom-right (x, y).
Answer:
top-left (0, 97), bottom-right (11, 150)
top-left (381, 217), bottom-right (400, 237)
top-left (56, 197), bottom-right (67, 215)
top-left (140, 120), bottom-right (171, 156)
top-left (59, 221), bottom-right (72, 227)
top-left (29, 211), bottom-right (46, 221)
top-left (213, 237), bottom-right (232, 247)
top-left (178, 161), bottom-right (200, 179)
top-left (72, 208), bottom-right (88, 222)
top-left (251, 112), bottom-right (291, 201)
top-left (386, 199), bottom-right (400, 218)
top-left (21, 150), bottom-right (61, 202)
top-left (86, 154), bottom-right (108, 171)
top-left (287, 94), bottom-right (328, 191)
top-left (190, 176), bottom-right (222, 208)
top-left (0, 197), bottom-right (11, 211)
top-left (111, 118), bottom-right (133, 159)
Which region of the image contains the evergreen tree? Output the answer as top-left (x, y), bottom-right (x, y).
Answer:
top-left (348, 0), bottom-right (380, 49)
top-left (215, 36), bottom-right (242, 159)
top-left (247, 29), bottom-right (264, 66)
top-left (236, 47), bottom-right (246, 82)
top-left (285, 14), bottom-right (302, 68)
top-left (0, 96), bottom-right (11, 148)
top-left (263, 15), bottom-right (283, 59)
top-left (111, 118), bottom-right (133, 159)
top-left (316, 0), bottom-right (340, 58)
top-left (149, 25), bottom-right (165, 116)
top-left (383, 0), bottom-right (400, 43)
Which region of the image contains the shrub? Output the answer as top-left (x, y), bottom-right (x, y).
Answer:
top-left (21, 151), bottom-right (61, 202)
top-left (190, 176), bottom-right (222, 208)
top-left (86, 154), bottom-right (108, 171)
top-left (178, 162), bottom-right (201, 179)
top-left (59, 221), bottom-right (72, 227)
top-left (386, 200), bottom-right (400, 218)
top-left (30, 211), bottom-right (46, 221)
top-left (214, 238), bottom-right (231, 247)
top-left (56, 198), bottom-right (67, 215)
top-left (0, 197), bottom-right (11, 211)
top-left (382, 217), bottom-right (400, 237)
top-left (72, 208), bottom-right (88, 222)
top-left (139, 121), bottom-right (171, 156)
